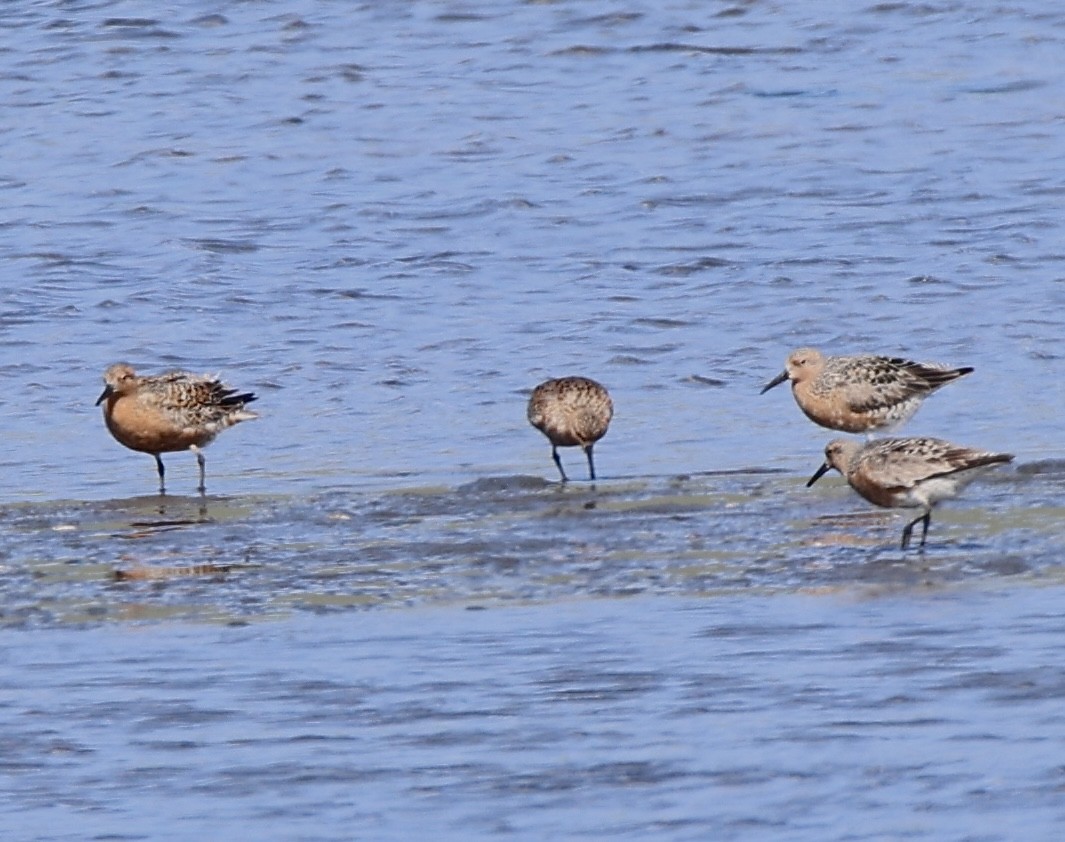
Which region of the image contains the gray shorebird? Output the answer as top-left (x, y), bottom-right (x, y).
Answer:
top-left (761, 347), bottom-right (973, 434)
top-left (96, 363), bottom-right (258, 494)
top-left (527, 376), bottom-right (613, 482)
top-left (807, 437), bottom-right (1013, 549)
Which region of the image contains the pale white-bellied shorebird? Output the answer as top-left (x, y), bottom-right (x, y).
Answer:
top-left (807, 436), bottom-right (1013, 549)
top-left (761, 347), bottom-right (973, 434)
top-left (96, 363), bottom-right (258, 494)
top-left (527, 376), bottom-right (613, 482)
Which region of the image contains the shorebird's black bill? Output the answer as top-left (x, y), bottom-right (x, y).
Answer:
top-left (760, 370), bottom-right (789, 394)
top-left (806, 462), bottom-right (831, 488)
top-left (95, 384), bottom-right (113, 406)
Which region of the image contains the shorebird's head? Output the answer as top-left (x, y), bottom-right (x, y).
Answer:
top-left (807, 438), bottom-right (860, 487)
top-left (96, 363), bottom-right (138, 405)
top-left (761, 347), bottom-right (823, 394)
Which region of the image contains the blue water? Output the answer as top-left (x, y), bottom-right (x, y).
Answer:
top-left (6, 589), bottom-right (1065, 841)
top-left (2, 0), bottom-right (1062, 499)
top-left (1, 1), bottom-right (1064, 838)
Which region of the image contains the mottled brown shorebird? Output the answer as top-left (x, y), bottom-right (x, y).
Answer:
top-left (807, 436), bottom-right (1013, 549)
top-left (527, 376), bottom-right (613, 482)
top-left (761, 347), bottom-right (973, 434)
top-left (96, 363), bottom-right (258, 494)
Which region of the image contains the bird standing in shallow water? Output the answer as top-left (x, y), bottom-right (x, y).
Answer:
top-left (807, 436), bottom-right (1013, 549)
top-left (527, 376), bottom-right (612, 482)
top-left (761, 347), bottom-right (973, 434)
top-left (96, 363), bottom-right (258, 494)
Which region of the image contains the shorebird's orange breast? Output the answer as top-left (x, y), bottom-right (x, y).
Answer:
top-left (103, 395), bottom-right (213, 454)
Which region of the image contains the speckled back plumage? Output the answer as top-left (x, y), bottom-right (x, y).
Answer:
top-left (136, 370), bottom-right (259, 435)
top-left (527, 376), bottom-right (613, 447)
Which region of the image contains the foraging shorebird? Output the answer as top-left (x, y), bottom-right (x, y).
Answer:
top-left (807, 436), bottom-right (1013, 549)
top-left (96, 363), bottom-right (258, 494)
top-left (761, 348), bottom-right (973, 434)
top-left (527, 376), bottom-right (613, 482)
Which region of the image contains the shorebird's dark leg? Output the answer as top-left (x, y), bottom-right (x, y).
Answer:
top-left (917, 511), bottom-right (931, 547)
top-left (192, 446), bottom-right (207, 494)
top-left (901, 511), bottom-right (932, 550)
top-left (154, 454), bottom-right (166, 495)
top-left (584, 444), bottom-right (597, 481)
top-left (551, 446), bottom-right (569, 483)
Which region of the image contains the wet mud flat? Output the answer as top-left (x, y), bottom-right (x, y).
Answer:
top-left (0, 461), bottom-right (1059, 629)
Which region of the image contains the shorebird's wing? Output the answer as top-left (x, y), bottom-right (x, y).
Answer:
top-left (839, 357), bottom-right (942, 414)
top-left (864, 438), bottom-right (1010, 488)
top-left (139, 372), bottom-right (256, 426)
